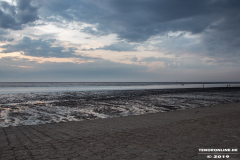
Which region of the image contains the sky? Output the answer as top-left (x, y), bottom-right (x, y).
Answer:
top-left (0, 0), bottom-right (240, 82)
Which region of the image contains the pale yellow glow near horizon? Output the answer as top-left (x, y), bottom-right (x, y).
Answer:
top-left (0, 51), bottom-right (93, 64)
top-left (10, 65), bottom-right (34, 69)
top-left (0, 52), bottom-right (21, 58)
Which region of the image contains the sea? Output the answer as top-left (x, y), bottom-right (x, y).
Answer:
top-left (1, 82), bottom-right (240, 94)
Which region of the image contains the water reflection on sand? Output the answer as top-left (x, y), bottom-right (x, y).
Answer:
top-left (0, 87), bottom-right (240, 127)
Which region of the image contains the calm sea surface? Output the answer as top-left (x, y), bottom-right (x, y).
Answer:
top-left (0, 82), bottom-right (240, 94)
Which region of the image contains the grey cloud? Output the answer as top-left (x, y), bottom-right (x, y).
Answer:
top-left (201, 24), bottom-right (240, 57)
top-left (82, 41), bottom-right (137, 52)
top-left (81, 48), bottom-right (94, 51)
top-left (140, 57), bottom-right (173, 63)
top-left (1, 0), bottom-right (238, 55)
top-left (1, 56), bottom-right (37, 64)
top-left (0, 0), bottom-right (39, 30)
top-left (35, 0), bottom-right (240, 42)
top-left (0, 37), bottom-right (14, 42)
top-left (130, 57), bottom-right (138, 62)
top-left (28, 0), bottom-right (240, 59)
top-left (1, 36), bottom-right (75, 57)
top-left (16, 0), bottom-right (39, 24)
top-left (81, 27), bottom-right (108, 37)
top-left (0, 36), bottom-right (101, 60)
top-left (97, 41), bottom-right (137, 52)
top-left (6, 38), bottom-right (14, 42)
top-left (0, 29), bottom-right (14, 42)
top-left (1, 0), bottom-right (239, 65)
top-left (0, 29), bottom-right (8, 35)
top-left (166, 32), bottom-right (186, 39)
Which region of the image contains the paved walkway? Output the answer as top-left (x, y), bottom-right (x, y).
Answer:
top-left (0, 103), bottom-right (240, 160)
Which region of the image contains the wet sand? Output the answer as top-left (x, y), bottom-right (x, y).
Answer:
top-left (1, 87), bottom-right (240, 127)
top-left (0, 102), bottom-right (240, 160)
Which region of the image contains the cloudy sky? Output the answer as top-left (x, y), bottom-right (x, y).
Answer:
top-left (0, 0), bottom-right (240, 82)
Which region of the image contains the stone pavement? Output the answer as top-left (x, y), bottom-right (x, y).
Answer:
top-left (0, 103), bottom-right (240, 160)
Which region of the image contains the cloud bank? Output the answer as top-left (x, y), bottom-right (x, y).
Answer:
top-left (0, 0), bottom-right (240, 82)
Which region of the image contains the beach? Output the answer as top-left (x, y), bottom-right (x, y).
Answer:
top-left (0, 102), bottom-right (240, 159)
top-left (0, 87), bottom-right (240, 159)
top-left (1, 87), bottom-right (240, 127)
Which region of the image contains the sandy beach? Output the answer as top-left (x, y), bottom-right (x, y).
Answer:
top-left (0, 102), bottom-right (239, 160)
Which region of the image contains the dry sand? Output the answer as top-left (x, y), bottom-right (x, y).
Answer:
top-left (0, 102), bottom-right (240, 160)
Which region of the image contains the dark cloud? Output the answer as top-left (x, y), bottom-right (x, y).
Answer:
top-left (0, 0), bottom-right (240, 82)
top-left (81, 27), bottom-right (108, 37)
top-left (0, 29), bottom-right (14, 42)
top-left (27, 0), bottom-right (240, 59)
top-left (0, 29), bottom-right (8, 35)
top-left (0, 0), bottom-right (39, 30)
top-left (97, 41), bottom-right (137, 52)
top-left (0, 36), bottom-right (101, 60)
top-left (35, 0), bottom-right (240, 42)
top-left (201, 20), bottom-right (240, 57)
top-left (0, 37), bottom-right (14, 42)
top-left (1, 0), bottom-right (239, 51)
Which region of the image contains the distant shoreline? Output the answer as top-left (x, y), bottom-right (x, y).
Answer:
top-left (0, 82), bottom-right (240, 94)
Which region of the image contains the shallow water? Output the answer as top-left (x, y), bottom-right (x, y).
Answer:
top-left (0, 88), bottom-right (240, 127)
